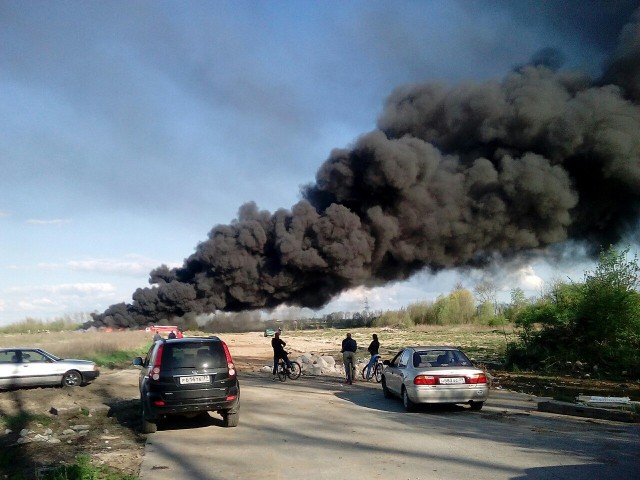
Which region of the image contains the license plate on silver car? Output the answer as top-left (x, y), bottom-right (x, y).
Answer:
top-left (179, 375), bottom-right (210, 384)
top-left (439, 377), bottom-right (465, 384)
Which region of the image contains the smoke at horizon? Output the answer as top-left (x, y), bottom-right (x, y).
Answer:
top-left (91, 10), bottom-right (640, 329)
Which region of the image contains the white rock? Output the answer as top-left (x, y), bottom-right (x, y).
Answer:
top-left (260, 365), bottom-right (272, 373)
top-left (321, 355), bottom-right (335, 366)
top-left (314, 357), bottom-right (328, 369)
top-left (300, 353), bottom-right (315, 364)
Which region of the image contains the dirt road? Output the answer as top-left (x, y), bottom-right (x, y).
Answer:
top-left (140, 372), bottom-right (640, 480)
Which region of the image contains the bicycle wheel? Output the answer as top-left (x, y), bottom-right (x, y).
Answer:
top-left (374, 362), bottom-right (383, 383)
top-left (277, 361), bottom-right (287, 382)
top-left (287, 361), bottom-right (301, 380)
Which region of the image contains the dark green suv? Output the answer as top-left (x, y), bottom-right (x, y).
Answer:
top-left (133, 336), bottom-right (240, 433)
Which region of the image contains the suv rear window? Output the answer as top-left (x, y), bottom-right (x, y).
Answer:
top-left (161, 342), bottom-right (226, 369)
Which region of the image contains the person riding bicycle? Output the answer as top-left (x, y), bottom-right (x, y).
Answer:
top-left (364, 333), bottom-right (380, 380)
top-left (271, 331), bottom-right (292, 381)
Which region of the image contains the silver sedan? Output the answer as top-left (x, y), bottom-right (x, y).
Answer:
top-left (0, 348), bottom-right (100, 389)
top-left (381, 346), bottom-right (489, 411)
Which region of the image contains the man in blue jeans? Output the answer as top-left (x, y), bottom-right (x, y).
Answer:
top-left (364, 333), bottom-right (380, 380)
top-left (341, 333), bottom-right (357, 384)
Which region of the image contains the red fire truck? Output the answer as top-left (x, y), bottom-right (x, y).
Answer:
top-left (145, 325), bottom-right (179, 334)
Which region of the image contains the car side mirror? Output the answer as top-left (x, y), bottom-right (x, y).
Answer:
top-left (383, 360), bottom-right (390, 366)
top-left (132, 357), bottom-right (144, 367)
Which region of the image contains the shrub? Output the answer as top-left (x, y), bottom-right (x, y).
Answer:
top-left (506, 246), bottom-right (640, 377)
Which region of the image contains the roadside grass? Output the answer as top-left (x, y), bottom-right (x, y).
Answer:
top-left (39, 454), bottom-right (138, 480)
top-left (0, 411), bottom-right (52, 430)
top-left (0, 330), bottom-right (152, 368)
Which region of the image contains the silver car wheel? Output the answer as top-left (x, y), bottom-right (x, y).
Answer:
top-left (62, 370), bottom-right (82, 387)
top-left (403, 388), bottom-right (416, 412)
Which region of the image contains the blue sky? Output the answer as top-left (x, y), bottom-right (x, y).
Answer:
top-left (1, 1), bottom-right (637, 326)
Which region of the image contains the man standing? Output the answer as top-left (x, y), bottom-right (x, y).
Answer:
top-left (152, 331), bottom-right (162, 342)
top-left (271, 331), bottom-right (292, 381)
top-left (341, 333), bottom-right (357, 384)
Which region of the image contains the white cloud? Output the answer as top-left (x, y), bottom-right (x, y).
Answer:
top-left (9, 283), bottom-right (116, 296)
top-left (516, 265), bottom-right (544, 291)
top-left (26, 218), bottom-right (72, 225)
top-left (18, 298), bottom-right (58, 310)
top-left (0, 211), bottom-right (9, 218)
top-left (37, 255), bottom-right (181, 277)
top-left (2, 283), bottom-right (120, 322)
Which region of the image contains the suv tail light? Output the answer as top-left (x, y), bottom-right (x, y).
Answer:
top-left (150, 343), bottom-right (165, 382)
top-left (466, 373), bottom-right (487, 384)
top-left (221, 341), bottom-right (236, 378)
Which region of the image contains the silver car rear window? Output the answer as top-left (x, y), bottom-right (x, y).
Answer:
top-left (413, 350), bottom-right (472, 367)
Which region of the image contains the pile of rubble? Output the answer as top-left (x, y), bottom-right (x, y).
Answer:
top-left (260, 352), bottom-right (368, 377)
top-left (7, 424), bottom-right (91, 445)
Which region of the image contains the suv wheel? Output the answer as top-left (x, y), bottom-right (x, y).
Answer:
top-left (141, 403), bottom-right (157, 434)
top-left (221, 411), bottom-right (239, 427)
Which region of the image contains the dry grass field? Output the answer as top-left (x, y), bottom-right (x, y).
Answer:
top-left (0, 329), bottom-right (153, 360)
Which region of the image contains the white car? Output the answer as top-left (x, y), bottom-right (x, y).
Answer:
top-left (381, 346), bottom-right (489, 411)
top-left (0, 348), bottom-right (100, 389)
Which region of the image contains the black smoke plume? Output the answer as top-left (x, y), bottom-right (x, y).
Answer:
top-left (91, 12), bottom-right (640, 329)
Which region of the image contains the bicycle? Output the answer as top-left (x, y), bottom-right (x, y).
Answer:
top-left (276, 358), bottom-right (301, 382)
top-left (361, 355), bottom-right (383, 383)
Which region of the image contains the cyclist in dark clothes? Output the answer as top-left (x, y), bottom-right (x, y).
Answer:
top-left (271, 331), bottom-right (292, 381)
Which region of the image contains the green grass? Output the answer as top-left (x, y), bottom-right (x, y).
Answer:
top-left (39, 454), bottom-right (138, 480)
top-left (87, 349), bottom-right (149, 369)
top-left (0, 411), bottom-right (52, 430)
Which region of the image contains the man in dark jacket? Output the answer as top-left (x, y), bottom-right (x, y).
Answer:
top-left (341, 333), bottom-right (357, 384)
top-left (271, 332), bottom-right (292, 380)
top-left (364, 333), bottom-right (380, 380)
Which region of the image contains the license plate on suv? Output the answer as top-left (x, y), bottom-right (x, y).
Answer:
top-left (179, 375), bottom-right (210, 385)
top-left (438, 377), bottom-right (465, 384)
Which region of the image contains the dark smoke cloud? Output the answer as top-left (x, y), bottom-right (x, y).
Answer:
top-left (90, 11), bottom-right (640, 328)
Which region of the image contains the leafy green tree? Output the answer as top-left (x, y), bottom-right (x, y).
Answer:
top-left (572, 246), bottom-right (640, 363)
top-left (507, 246), bottom-right (640, 376)
top-left (434, 287), bottom-right (476, 324)
top-left (474, 280), bottom-right (497, 314)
